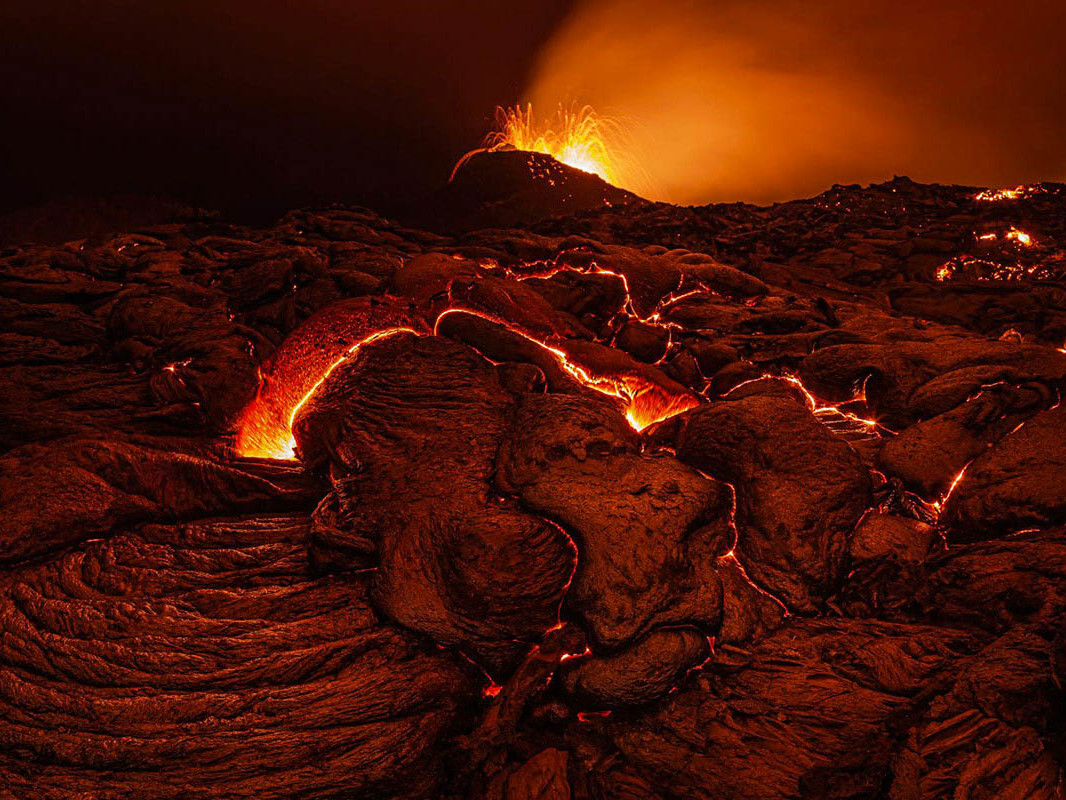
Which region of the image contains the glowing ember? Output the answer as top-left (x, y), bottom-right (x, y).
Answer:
top-left (1006, 227), bottom-right (1033, 246)
top-left (974, 187), bottom-right (1024, 202)
top-left (576, 711), bottom-right (612, 722)
top-left (163, 357), bottom-right (192, 373)
top-left (457, 103), bottom-right (626, 186)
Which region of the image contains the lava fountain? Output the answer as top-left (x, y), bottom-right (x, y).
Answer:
top-left (452, 104), bottom-right (629, 187)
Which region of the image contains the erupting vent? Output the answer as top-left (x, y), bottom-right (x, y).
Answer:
top-left (453, 104), bottom-right (628, 188)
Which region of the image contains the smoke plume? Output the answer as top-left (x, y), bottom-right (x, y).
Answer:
top-left (525, 0), bottom-right (1066, 203)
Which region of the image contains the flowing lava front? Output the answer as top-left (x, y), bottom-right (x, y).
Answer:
top-left (234, 298), bottom-right (420, 459)
top-left (236, 304), bottom-right (698, 460)
top-left (236, 327), bottom-right (419, 460)
top-left (433, 307), bottom-right (699, 432)
top-left (453, 104), bottom-right (626, 187)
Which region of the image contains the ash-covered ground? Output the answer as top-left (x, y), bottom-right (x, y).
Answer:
top-left (1, 155), bottom-right (1065, 799)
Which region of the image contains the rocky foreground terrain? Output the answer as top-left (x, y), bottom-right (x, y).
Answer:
top-left (1, 156), bottom-right (1065, 799)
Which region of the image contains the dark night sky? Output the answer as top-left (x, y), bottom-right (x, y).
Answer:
top-left (0, 0), bottom-right (575, 221)
top-left (1, 0), bottom-right (1064, 221)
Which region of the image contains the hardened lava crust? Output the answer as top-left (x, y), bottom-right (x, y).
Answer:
top-left (1, 158), bottom-right (1065, 799)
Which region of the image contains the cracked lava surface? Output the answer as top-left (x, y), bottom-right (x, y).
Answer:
top-left (2, 161), bottom-right (1066, 799)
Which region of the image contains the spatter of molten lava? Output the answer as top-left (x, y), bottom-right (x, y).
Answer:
top-left (453, 104), bottom-right (626, 187)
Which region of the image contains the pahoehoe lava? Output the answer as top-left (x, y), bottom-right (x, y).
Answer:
top-left (2, 156), bottom-right (1066, 799)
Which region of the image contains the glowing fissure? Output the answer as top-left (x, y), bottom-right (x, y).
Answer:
top-left (723, 373), bottom-right (891, 439)
top-left (542, 518), bottom-right (580, 634)
top-left (500, 255), bottom-right (696, 328)
top-left (931, 462), bottom-right (972, 515)
top-left (690, 468), bottom-right (791, 614)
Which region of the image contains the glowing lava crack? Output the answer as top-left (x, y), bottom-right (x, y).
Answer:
top-left (236, 303), bottom-right (699, 460)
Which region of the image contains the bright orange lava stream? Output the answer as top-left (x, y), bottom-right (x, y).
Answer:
top-left (236, 307), bottom-right (698, 460)
top-left (434, 308), bottom-right (699, 432)
top-left (454, 104), bottom-right (624, 186)
top-left (237, 327), bottom-right (418, 460)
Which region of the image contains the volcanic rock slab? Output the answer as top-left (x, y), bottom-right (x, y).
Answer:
top-left (676, 394), bottom-right (872, 612)
top-left (0, 515), bottom-right (477, 799)
top-left (941, 403), bottom-right (1066, 541)
top-left (294, 333), bottom-right (574, 676)
top-left (497, 393), bottom-right (732, 648)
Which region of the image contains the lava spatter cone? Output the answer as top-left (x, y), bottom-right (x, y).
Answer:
top-left (422, 148), bottom-right (642, 232)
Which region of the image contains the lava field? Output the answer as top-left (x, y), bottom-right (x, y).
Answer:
top-left (1, 157), bottom-right (1065, 799)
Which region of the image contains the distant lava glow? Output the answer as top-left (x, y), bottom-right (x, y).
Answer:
top-left (974, 187), bottom-right (1024, 202)
top-left (454, 104), bottom-right (627, 187)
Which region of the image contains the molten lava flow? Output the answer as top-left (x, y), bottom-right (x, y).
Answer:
top-left (974, 228), bottom-right (1036, 246)
top-left (934, 254), bottom-right (1053, 282)
top-left (236, 323), bottom-right (418, 460)
top-left (973, 185), bottom-right (1056, 202)
top-left (974, 187), bottom-right (1024, 202)
top-left (456, 104), bottom-right (626, 186)
top-left (433, 307), bottom-right (698, 432)
top-left (555, 353), bottom-right (697, 432)
top-left (237, 297), bottom-right (699, 461)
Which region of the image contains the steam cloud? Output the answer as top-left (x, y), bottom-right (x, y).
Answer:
top-left (524, 0), bottom-right (1066, 204)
